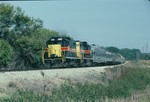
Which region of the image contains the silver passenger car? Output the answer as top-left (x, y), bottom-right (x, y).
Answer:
top-left (90, 44), bottom-right (125, 65)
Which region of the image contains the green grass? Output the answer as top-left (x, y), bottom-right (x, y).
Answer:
top-left (0, 89), bottom-right (50, 102)
top-left (49, 67), bottom-right (150, 101)
top-left (1, 63), bottom-right (150, 102)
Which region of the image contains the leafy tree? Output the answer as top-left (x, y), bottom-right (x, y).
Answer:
top-left (106, 46), bottom-right (120, 53)
top-left (120, 48), bottom-right (141, 60)
top-left (12, 28), bottom-right (60, 69)
top-left (0, 3), bottom-right (44, 69)
top-left (0, 3), bottom-right (43, 47)
top-left (0, 39), bottom-right (13, 68)
top-left (105, 46), bottom-right (143, 60)
top-left (0, 3), bottom-right (14, 41)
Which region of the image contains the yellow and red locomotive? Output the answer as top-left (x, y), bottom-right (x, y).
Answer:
top-left (42, 37), bottom-right (92, 68)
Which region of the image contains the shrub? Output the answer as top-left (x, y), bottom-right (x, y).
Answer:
top-left (0, 39), bottom-right (13, 68)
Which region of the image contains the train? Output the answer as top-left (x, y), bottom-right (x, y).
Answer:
top-left (42, 36), bottom-right (125, 68)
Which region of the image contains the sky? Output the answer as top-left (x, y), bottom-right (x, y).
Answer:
top-left (1, 0), bottom-right (150, 51)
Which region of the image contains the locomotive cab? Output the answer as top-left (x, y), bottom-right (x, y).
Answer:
top-left (46, 37), bottom-right (70, 46)
top-left (46, 37), bottom-right (70, 58)
top-left (42, 37), bottom-right (71, 65)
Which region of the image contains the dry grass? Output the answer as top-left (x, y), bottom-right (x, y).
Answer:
top-left (0, 66), bottom-right (108, 97)
top-left (1, 61), bottom-right (150, 101)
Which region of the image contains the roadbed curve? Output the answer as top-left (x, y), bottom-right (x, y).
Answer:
top-left (0, 66), bottom-right (115, 84)
top-left (0, 65), bottom-right (125, 97)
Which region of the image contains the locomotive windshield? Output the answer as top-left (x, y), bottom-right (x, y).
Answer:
top-left (46, 37), bottom-right (69, 47)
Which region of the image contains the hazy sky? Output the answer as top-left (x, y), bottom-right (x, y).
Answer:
top-left (2, 0), bottom-right (150, 51)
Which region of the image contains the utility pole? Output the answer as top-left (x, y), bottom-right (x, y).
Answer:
top-left (143, 47), bottom-right (145, 60)
top-left (136, 51), bottom-right (139, 61)
top-left (146, 43), bottom-right (148, 62)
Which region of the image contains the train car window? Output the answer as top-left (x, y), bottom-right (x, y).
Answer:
top-left (65, 42), bottom-right (69, 46)
top-left (60, 39), bottom-right (68, 47)
top-left (70, 41), bottom-right (72, 47)
top-left (51, 39), bottom-right (55, 41)
top-left (82, 45), bottom-right (85, 50)
top-left (58, 38), bottom-right (62, 41)
top-left (69, 41), bottom-right (73, 48)
top-left (71, 41), bottom-right (76, 48)
top-left (88, 45), bottom-right (91, 50)
top-left (63, 41), bottom-right (69, 47)
top-left (80, 43), bottom-right (83, 49)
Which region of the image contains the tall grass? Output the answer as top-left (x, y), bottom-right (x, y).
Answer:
top-left (0, 89), bottom-right (50, 102)
top-left (1, 62), bottom-right (150, 102)
top-left (48, 67), bottom-right (150, 101)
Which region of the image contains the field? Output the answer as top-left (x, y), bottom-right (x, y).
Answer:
top-left (0, 61), bottom-right (150, 102)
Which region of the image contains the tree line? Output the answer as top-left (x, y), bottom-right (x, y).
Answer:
top-left (0, 3), bottom-right (146, 70)
top-left (105, 46), bottom-right (149, 60)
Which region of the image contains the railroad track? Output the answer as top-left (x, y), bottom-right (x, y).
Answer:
top-left (0, 62), bottom-right (127, 73)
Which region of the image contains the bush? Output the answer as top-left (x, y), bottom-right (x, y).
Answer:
top-left (0, 39), bottom-right (13, 68)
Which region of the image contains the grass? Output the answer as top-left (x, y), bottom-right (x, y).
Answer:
top-left (1, 61), bottom-right (150, 102)
top-left (48, 66), bottom-right (150, 101)
top-left (0, 89), bottom-right (50, 102)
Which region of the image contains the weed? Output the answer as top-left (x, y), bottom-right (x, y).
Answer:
top-left (8, 81), bottom-right (17, 88)
top-left (40, 71), bottom-right (45, 78)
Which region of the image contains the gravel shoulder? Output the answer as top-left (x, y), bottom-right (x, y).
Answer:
top-left (0, 65), bottom-right (120, 97)
top-left (0, 66), bottom-right (114, 84)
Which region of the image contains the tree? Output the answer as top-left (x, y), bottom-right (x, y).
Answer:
top-left (106, 46), bottom-right (143, 60)
top-left (0, 3), bottom-right (44, 69)
top-left (0, 3), bottom-right (43, 47)
top-left (105, 46), bottom-right (120, 53)
top-left (12, 28), bottom-right (60, 69)
top-left (119, 48), bottom-right (141, 60)
top-left (0, 3), bottom-right (14, 41)
top-left (0, 39), bottom-right (14, 68)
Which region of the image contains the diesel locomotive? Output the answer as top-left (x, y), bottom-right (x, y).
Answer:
top-left (42, 37), bottom-right (125, 68)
